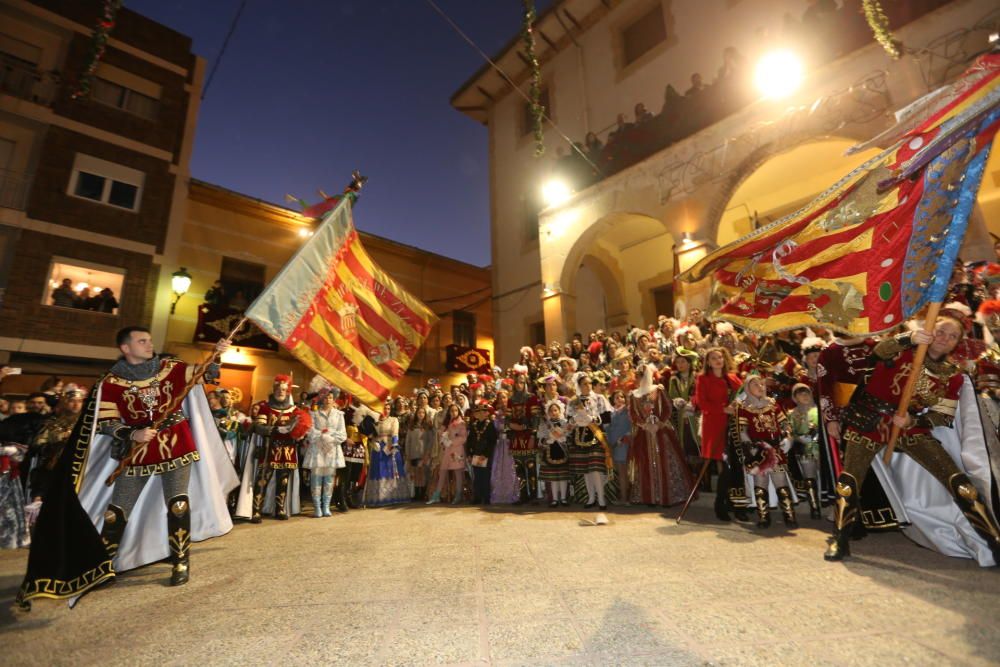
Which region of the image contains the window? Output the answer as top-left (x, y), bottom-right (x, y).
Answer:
top-left (622, 4), bottom-right (667, 67)
top-left (67, 154), bottom-right (144, 212)
top-left (44, 257), bottom-right (124, 314)
top-left (529, 321), bottom-right (545, 347)
top-left (92, 77), bottom-right (159, 119)
top-left (218, 256), bottom-right (266, 308)
top-left (652, 284), bottom-right (674, 319)
top-left (522, 195), bottom-right (541, 242)
top-left (452, 311), bottom-right (476, 348)
top-left (522, 88), bottom-right (550, 136)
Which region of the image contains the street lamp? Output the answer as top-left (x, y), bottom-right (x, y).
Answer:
top-left (170, 267), bottom-right (192, 314)
top-left (754, 50), bottom-right (803, 100)
top-left (541, 178), bottom-right (573, 208)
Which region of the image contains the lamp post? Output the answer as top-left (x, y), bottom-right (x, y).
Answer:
top-left (170, 267), bottom-right (192, 314)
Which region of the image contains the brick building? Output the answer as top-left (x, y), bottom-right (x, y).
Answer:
top-left (0, 0), bottom-right (202, 390)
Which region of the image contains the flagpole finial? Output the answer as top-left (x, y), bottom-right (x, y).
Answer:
top-left (349, 170), bottom-right (368, 192)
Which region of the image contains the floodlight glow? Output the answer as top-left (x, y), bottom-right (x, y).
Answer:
top-left (754, 50), bottom-right (803, 99)
top-left (542, 179), bottom-right (573, 208)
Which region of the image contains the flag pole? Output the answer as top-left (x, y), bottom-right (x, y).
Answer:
top-left (882, 301), bottom-right (941, 465)
top-left (676, 459), bottom-right (710, 524)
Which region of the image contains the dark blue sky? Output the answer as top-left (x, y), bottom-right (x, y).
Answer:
top-left (128, 1), bottom-right (552, 267)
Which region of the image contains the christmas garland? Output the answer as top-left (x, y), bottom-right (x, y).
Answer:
top-left (71, 0), bottom-right (124, 100)
top-left (862, 0), bottom-right (901, 60)
top-left (521, 0), bottom-right (544, 157)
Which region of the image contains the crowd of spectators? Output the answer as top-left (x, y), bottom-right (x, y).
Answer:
top-left (50, 278), bottom-right (119, 313)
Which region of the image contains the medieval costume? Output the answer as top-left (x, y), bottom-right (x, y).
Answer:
top-left (364, 414), bottom-right (409, 507)
top-left (567, 374), bottom-right (612, 510)
top-left (17, 351), bottom-right (237, 607)
top-left (427, 415), bottom-right (468, 505)
top-left (538, 401), bottom-right (571, 506)
top-left (692, 361), bottom-right (742, 520)
top-left (466, 401), bottom-right (499, 505)
top-left (341, 424), bottom-right (368, 510)
top-left (668, 348), bottom-right (702, 469)
top-left (242, 375), bottom-right (311, 522)
top-left (404, 411), bottom-right (433, 501)
top-left (606, 395), bottom-right (632, 505)
top-left (627, 365), bottom-right (695, 507)
top-left (825, 329), bottom-right (1000, 564)
top-left (735, 375), bottom-right (798, 528)
top-left (507, 374), bottom-right (541, 504)
top-left (303, 393), bottom-right (346, 517)
top-left (210, 388), bottom-right (247, 515)
top-left (0, 440), bottom-right (29, 549)
top-left (788, 383), bottom-right (822, 519)
top-left (26, 390), bottom-right (84, 503)
top-left (490, 403), bottom-right (519, 504)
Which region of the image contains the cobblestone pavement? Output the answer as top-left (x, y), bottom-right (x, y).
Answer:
top-left (1, 497), bottom-right (998, 666)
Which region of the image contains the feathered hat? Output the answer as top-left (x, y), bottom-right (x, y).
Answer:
top-left (800, 336), bottom-right (827, 355)
top-left (632, 363), bottom-right (658, 397)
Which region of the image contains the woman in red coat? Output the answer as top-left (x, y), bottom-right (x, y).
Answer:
top-left (693, 347), bottom-right (742, 520)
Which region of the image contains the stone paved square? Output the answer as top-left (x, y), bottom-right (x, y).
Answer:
top-left (2, 498), bottom-right (998, 666)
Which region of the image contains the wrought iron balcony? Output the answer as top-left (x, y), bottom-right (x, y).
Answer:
top-left (0, 53), bottom-right (58, 106)
top-left (0, 168), bottom-right (31, 211)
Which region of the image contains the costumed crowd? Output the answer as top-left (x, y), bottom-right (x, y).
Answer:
top-left (4, 255), bottom-right (1000, 607)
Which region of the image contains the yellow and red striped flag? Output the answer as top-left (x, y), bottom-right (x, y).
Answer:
top-left (679, 54), bottom-right (1000, 335)
top-left (245, 194), bottom-right (437, 409)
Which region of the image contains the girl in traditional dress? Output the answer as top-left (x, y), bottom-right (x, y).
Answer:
top-left (567, 374), bottom-right (612, 510)
top-left (628, 364), bottom-right (696, 507)
top-left (405, 406), bottom-right (433, 501)
top-left (538, 401), bottom-right (571, 507)
top-left (426, 403), bottom-right (468, 505)
top-left (303, 390), bottom-right (347, 517)
top-left (605, 389), bottom-right (632, 505)
top-left (735, 374), bottom-right (798, 528)
top-left (668, 348), bottom-right (701, 474)
top-left (364, 411), bottom-right (409, 507)
top-left (490, 396), bottom-right (520, 503)
top-left (693, 347), bottom-right (743, 521)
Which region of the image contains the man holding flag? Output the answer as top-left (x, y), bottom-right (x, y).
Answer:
top-left (679, 51), bottom-right (1000, 565)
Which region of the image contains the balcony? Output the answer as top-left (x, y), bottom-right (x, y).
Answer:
top-left (0, 53), bottom-right (58, 107)
top-left (0, 168), bottom-right (30, 211)
top-left (549, 0), bottom-right (959, 195)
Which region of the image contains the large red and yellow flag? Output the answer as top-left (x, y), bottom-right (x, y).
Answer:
top-left (679, 54), bottom-right (1000, 335)
top-left (245, 194), bottom-right (437, 408)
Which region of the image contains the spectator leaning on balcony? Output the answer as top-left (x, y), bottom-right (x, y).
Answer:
top-left (634, 102), bottom-right (653, 124)
top-left (685, 73), bottom-right (705, 97)
top-left (51, 278), bottom-right (75, 308)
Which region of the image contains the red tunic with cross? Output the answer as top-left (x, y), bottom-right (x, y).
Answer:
top-left (98, 358), bottom-right (199, 476)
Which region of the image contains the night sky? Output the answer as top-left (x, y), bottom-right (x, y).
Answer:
top-left (126, 1), bottom-right (553, 267)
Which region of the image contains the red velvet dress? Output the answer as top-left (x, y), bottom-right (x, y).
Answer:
top-left (693, 372), bottom-right (742, 460)
top-left (627, 387), bottom-right (695, 506)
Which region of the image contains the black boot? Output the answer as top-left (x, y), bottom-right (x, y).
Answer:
top-left (274, 471), bottom-right (290, 520)
top-left (251, 478), bottom-right (266, 524)
top-left (777, 486), bottom-right (798, 528)
top-left (99, 504), bottom-right (127, 561)
top-left (167, 495), bottom-right (191, 586)
top-left (825, 473), bottom-right (859, 561)
top-left (335, 474), bottom-right (349, 513)
top-left (805, 478), bottom-right (821, 520)
top-left (714, 463), bottom-right (730, 521)
top-left (754, 486), bottom-right (770, 528)
top-left (949, 473), bottom-right (1000, 564)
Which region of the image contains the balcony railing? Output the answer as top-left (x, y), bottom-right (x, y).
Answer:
top-left (547, 0), bottom-right (956, 197)
top-left (0, 53), bottom-right (58, 106)
top-left (0, 168), bottom-right (31, 211)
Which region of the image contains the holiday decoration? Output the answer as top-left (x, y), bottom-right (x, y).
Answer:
top-left (862, 0), bottom-right (902, 60)
top-left (521, 0), bottom-right (544, 157)
top-left (71, 0), bottom-right (124, 100)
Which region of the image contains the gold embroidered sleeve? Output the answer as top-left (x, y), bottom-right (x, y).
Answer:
top-left (873, 334), bottom-right (912, 361)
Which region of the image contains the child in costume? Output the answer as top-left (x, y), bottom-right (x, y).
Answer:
top-left (538, 401), bottom-right (571, 507)
top-left (788, 383), bottom-right (822, 519)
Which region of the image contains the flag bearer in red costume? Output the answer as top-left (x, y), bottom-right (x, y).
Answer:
top-left (250, 375), bottom-right (311, 522)
top-left (825, 317), bottom-right (1000, 562)
top-left (734, 374), bottom-right (798, 529)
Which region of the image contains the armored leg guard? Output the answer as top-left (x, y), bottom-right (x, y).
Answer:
top-left (251, 465), bottom-right (271, 524)
top-left (949, 473), bottom-right (1000, 564)
top-left (825, 473), bottom-right (859, 561)
top-left (777, 486), bottom-right (798, 528)
top-left (100, 504), bottom-right (127, 561)
top-left (274, 470), bottom-right (290, 520)
top-left (167, 495), bottom-right (191, 586)
top-left (805, 478), bottom-right (821, 520)
top-left (754, 486), bottom-right (770, 528)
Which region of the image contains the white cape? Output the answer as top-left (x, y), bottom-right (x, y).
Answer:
top-left (232, 434), bottom-right (301, 519)
top-left (77, 385), bottom-right (240, 573)
top-left (872, 376), bottom-right (999, 567)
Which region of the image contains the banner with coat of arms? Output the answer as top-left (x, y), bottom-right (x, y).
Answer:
top-left (446, 345), bottom-right (491, 373)
top-left (195, 304), bottom-right (278, 351)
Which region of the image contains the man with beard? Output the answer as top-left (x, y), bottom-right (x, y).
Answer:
top-left (825, 317), bottom-right (1000, 563)
top-left (211, 388), bottom-right (248, 515)
top-left (28, 386), bottom-right (85, 503)
top-left (248, 375), bottom-right (311, 522)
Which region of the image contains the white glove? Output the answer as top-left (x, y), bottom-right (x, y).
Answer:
top-left (780, 437), bottom-right (793, 453)
top-left (0, 445), bottom-right (17, 456)
top-left (277, 425), bottom-right (292, 435)
top-left (24, 500), bottom-right (42, 525)
top-left (672, 398), bottom-right (686, 409)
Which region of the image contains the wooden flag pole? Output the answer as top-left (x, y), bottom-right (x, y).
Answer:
top-left (676, 458), bottom-right (711, 525)
top-left (882, 302), bottom-right (941, 465)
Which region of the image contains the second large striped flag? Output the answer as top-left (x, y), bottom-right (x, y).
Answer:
top-left (245, 193), bottom-right (437, 409)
